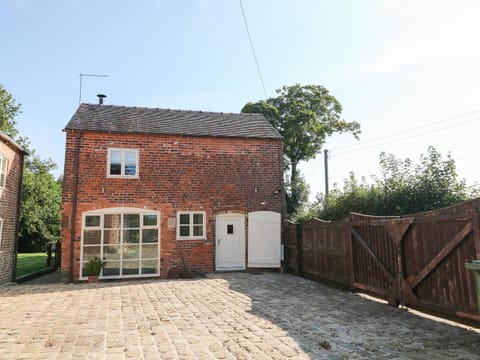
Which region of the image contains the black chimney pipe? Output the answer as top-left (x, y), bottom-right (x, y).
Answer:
top-left (97, 94), bottom-right (107, 105)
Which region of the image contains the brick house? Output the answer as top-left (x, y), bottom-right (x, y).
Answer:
top-left (0, 131), bottom-right (25, 284)
top-left (61, 103), bottom-right (285, 282)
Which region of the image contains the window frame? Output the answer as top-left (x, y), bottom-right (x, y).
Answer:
top-left (0, 155), bottom-right (7, 188)
top-left (0, 218), bottom-right (3, 249)
top-left (80, 208), bottom-right (160, 280)
top-left (107, 148), bottom-right (139, 178)
top-left (176, 211), bottom-right (207, 240)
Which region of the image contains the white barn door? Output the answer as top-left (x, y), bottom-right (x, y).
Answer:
top-left (248, 211), bottom-right (281, 268)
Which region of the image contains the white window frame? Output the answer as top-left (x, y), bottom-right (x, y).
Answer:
top-left (0, 218), bottom-right (3, 249)
top-left (176, 211), bottom-right (206, 240)
top-left (107, 148), bottom-right (139, 178)
top-left (80, 207), bottom-right (160, 280)
top-left (0, 155), bottom-right (7, 188)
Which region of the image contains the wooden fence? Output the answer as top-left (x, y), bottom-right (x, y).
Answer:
top-left (285, 198), bottom-right (480, 323)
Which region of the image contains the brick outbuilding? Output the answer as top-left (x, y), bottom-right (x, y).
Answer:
top-left (61, 103), bottom-right (285, 282)
top-left (0, 131), bottom-right (25, 284)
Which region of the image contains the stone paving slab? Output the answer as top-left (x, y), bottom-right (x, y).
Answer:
top-left (0, 272), bottom-right (478, 359)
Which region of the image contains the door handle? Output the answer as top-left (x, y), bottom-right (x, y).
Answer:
top-left (218, 238), bottom-right (222, 246)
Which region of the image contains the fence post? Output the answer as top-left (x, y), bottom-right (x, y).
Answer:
top-left (386, 219), bottom-right (412, 307)
top-left (55, 241), bottom-right (61, 269)
top-left (473, 209), bottom-right (480, 260)
top-left (296, 223), bottom-right (303, 277)
top-left (46, 243), bottom-right (53, 266)
top-left (345, 222), bottom-right (354, 287)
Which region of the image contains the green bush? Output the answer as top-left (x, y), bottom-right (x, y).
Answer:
top-left (319, 147), bottom-right (479, 220)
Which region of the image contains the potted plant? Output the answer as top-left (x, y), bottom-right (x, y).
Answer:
top-left (84, 256), bottom-right (106, 283)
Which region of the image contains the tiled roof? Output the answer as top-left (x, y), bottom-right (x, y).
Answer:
top-left (65, 104), bottom-right (282, 139)
top-left (0, 130), bottom-right (25, 153)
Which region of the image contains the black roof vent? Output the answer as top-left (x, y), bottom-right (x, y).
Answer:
top-left (97, 94), bottom-right (107, 105)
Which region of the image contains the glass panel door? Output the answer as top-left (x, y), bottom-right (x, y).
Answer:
top-left (81, 211), bottom-right (160, 279)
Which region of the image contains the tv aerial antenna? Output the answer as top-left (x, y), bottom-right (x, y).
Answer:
top-left (79, 73), bottom-right (109, 105)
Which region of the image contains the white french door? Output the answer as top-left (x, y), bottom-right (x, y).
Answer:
top-left (81, 208), bottom-right (160, 279)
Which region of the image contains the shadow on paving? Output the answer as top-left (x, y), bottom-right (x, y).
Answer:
top-left (1, 271), bottom-right (478, 359)
top-left (216, 272), bottom-right (480, 359)
top-left (17, 269), bottom-right (61, 285)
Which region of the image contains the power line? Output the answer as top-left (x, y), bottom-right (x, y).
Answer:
top-left (330, 109), bottom-right (480, 152)
top-left (331, 116), bottom-right (480, 157)
top-left (239, 0), bottom-right (268, 98)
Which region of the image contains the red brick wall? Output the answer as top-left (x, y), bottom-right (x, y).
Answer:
top-left (61, 131), bottom-right (285, 281)
top-left (0, 140), bottom-right (23, 284)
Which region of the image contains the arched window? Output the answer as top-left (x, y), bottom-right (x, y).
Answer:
top-left (81, 208), bottom-right (160, 279)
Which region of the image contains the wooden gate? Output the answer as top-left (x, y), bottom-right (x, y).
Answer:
top-left (350, 218), bottom-right (412, 305)
top-left (402, 215), bottom-right (479, 321)
top-left (349, 212), bottom-right (480, 320)
top-left (285, 199), bottom-right (480, 323)
top-left (46, 240), bottom-right (61, 269)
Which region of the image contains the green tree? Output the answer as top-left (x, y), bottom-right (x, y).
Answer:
top-left (242, 84), bottom-right (360, 217)
top-left (320, 173), bottom-right (381, 220)
top-left (319, 147), bottom-right (476, 220)
top-left (0, 84), bottom-right (21, 139)
top-left (19, 148), bottom-right (62, 252)
top-left (0, 85), bottom-right (62, 251)
top-left (286, 171), bottom-right (310, 221)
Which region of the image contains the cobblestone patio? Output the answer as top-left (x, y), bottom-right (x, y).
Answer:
top-left (0, 272), bottom-right (478, 359)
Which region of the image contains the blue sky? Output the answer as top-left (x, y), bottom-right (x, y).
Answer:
top-left (2, 0), bottom-right (480, 200)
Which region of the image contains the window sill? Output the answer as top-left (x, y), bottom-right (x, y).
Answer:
top-left (176, 237), bottom-right (206, 241)
top-left (106, 175), bottom-right (139, 179)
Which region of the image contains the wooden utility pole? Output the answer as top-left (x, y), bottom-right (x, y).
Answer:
top-left (324, 149), bottom-right (329, 196)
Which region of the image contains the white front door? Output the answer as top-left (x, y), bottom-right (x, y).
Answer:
top-left (216, 213), bottom-right (245, 270)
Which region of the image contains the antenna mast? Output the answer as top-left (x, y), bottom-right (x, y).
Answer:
top-left (79, 73), bottom-right (109, 105)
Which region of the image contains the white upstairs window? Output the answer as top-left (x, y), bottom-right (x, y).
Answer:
top-left (107, 149), bottom-right (139, 178)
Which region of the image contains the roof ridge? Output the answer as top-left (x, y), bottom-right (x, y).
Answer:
top-left (69, 103), bottom-right (282, 139)
top-left (82, 103), bottom-right (263, 117)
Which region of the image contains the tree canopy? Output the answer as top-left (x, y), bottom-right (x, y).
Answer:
top-left (0, 84), bottom-right (61, 251)
top-left (242, 84), bottom-right (360, 218)
top-left (19, 147), bottom-right (62, 251)
top-left (0, 84), bottom-right (21, 139)
top-left (318, 147), bottom-right (478, 221)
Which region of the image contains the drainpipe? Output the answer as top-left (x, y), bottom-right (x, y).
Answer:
top-left (69, 132), bottom-right (82, 283)
top-left (279, 140), bottom-right (287, 267)
top-left (12, 148), bottom-right (26, 282)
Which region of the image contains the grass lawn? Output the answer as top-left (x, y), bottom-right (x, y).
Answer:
top-left (16, 252), bottom-right (50, 278)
